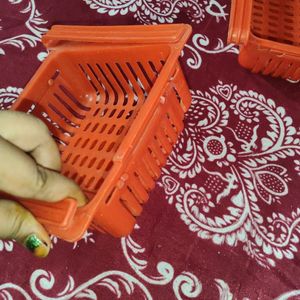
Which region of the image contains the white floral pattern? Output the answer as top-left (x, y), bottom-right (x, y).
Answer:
top-left (275, 290), bottom-right (300, 300)
top-left (0, 87), bottom-right (23, 109)
top-left (295, 159), bottom-right (300, 176)
top-left (0, 266), bottom-right (236, 300)
top-left (160, 81), bottom-right (300, 268)
top-left (50, 231), bottom-right (96, 249)
top-left (0, 240), bottom-right (14, 252)
top-left (83, 0), bottom-right (229, 24)
top-left (0, 269), bottom-right (153, 299)
top-left (0, 224), bottom-right (236, 299)
top-left (121, 225), bottom-right (234, 299)
top-left (182, 34), bottom-right (239, 70)
top-left (0, 0), bottom-right (47, 55)
top-left (1, 0), bottom-right (300, 298)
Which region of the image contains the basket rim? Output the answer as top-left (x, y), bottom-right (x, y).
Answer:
top-left (248, 32), bottom-right (300, 57)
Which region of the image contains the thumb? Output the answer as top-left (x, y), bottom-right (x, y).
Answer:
top-left (0, 200), bottom-right (50, 258)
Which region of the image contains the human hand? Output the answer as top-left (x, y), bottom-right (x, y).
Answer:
top-left (0, 111), bottom-right (86, 257)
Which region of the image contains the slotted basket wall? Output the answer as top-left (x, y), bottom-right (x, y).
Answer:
top-left (11, 24), bottom-right (192, 242)
top-left (228, 0), bottom-right (300, 80)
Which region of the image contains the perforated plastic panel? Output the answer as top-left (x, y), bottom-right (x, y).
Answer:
top-left (12, 24), bottom-right (192, 241)
top-left (251, 0), bottom-right (300, 46)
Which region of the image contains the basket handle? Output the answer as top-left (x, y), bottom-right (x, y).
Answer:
top-left (227, 0), bottom-right (253, 44)
top-left (42, 24), bottom-right (192, 49)
top-left (19, 198), bottom-right (78, 230)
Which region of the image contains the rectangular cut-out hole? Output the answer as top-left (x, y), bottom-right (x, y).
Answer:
top-left (52, 135), bottom-right (68, 147)
top-left (89, 140), bottom-right (98, 150)
top-left (269, 8), bottom-right (279, 14)
top-left (147, 146), bottom-right (158, 162)
top-left (106, 63), bottom-right (128, 105)
top-left (117, 125), bottom-right (125, 135)
top-left (109, 109), bottom-right (117, 118)
top-left (108, 124), bottom-right (116, 134)
top-left (96, 64), bottom-right (119, 105)
top-left (72, 154), bottom-right (81, 165)
top-left (284, 24), bottom-right (293, 31)
top-left (53, 93), bottom-right (84, 120)
top-left (87, 64), bottom-right (107, 93)
top-left (81, 139), bottom-right (90, 148)
top-left (125, 110), bottom-right (134, 119)
top-left (98, 141), bottom-right (106, 151)
top-left (105, 161), bottom-right (114, 171)
top-left (105, 188), bottom-right (116, 204)
top-left (50, 69), bottom-right (60, 81)
top-left (116, 63), bottom-right (138, 102)
top-left (59, 85), bottom-right (90, 112)
top-left (79, 64), bottom-right (98, 92)
top-left (101, 108), bottom-right (109, 117)
top-left (91, 123), bottom-right (99, 132)
top-left (71, 172), bottom-right (78, 181)
top-left (93, 107), bottom-right (101, 117)
top-left (148, 61), bottom-right (159, 76)
top-left (88, 157), bottom-right (97, 168)
top-left (78, 175), bottom-right (86, 186)
top-left (86, 177), bottom-right (95, 189)
top-left (80, 156), bottom-right (88, 167)
top-left (167, 136), bottom-right (173, 143)
top-left (84, 122), bottom-right (92, 131)
top-left (47, 103), bottom-right (78, 130)
top-left (126, 62), bottom-right (147, 96)
top-left (252, 19), bottom-right (263, 26)
top-left (172, 87), bottom-right (182, 103)
top-left (100, 124), bottom-right (108, 133)
top-left (94, 177), bottom-right (104, 190)
top-left (64, 153), bottom-right (72, 163)
top-left (132, 94), bottom-right (139, 107)
top-left (117, 110), bottom-right (125, 119)
top-left (106, 142), bottom-right (116, 152)
top-left (97, 159), bottom-right (105, 170)
top-left (137, 62), bottom-right (153, 86)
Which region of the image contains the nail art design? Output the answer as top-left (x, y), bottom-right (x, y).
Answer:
top-left (24, 234), bottom-right (49, 258)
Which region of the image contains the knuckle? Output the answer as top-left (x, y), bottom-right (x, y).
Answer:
top-left (34, 166), bottom-right (49, 195)
top-left (11, 211), bottom-right (30, 241)
top-left (3, 201), bottom-right (29, 240)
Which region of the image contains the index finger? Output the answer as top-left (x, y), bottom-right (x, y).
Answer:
top-left (0, 135), bottom-right (86, 206)
top-left (0, 111), bottom-right (61, 171)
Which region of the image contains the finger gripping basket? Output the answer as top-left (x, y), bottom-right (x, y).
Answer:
top-left (228, 0), bottom-right (300, 80)
top-left (12, 25), bottom-right (192, 242)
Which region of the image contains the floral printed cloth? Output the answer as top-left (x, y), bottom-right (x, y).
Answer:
top-left (1, 0), bottom-right (300, 299)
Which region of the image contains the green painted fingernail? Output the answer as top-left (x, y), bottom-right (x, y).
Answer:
top-left (25, 234), bottom-right (49, 257)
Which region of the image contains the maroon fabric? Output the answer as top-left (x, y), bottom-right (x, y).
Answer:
top-left (1, 1), bottom-right (300, 299)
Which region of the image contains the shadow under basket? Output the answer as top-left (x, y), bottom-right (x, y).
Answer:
top-left (11, 24), bottom-right (192, 242)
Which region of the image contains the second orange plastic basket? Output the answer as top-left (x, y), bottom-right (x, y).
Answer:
top-left (11, 24), bottom-right (192, 242)
top-left (228, 0), bottom-right (300, 80)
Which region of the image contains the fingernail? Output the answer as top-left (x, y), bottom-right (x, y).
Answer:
top-left (24, 234), bottom-right (49, 258)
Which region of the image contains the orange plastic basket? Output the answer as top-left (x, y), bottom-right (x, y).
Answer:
top-left (228, 0), bottom-right (300, 80)
top-left (11, 24), bottom-right (192, 242)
